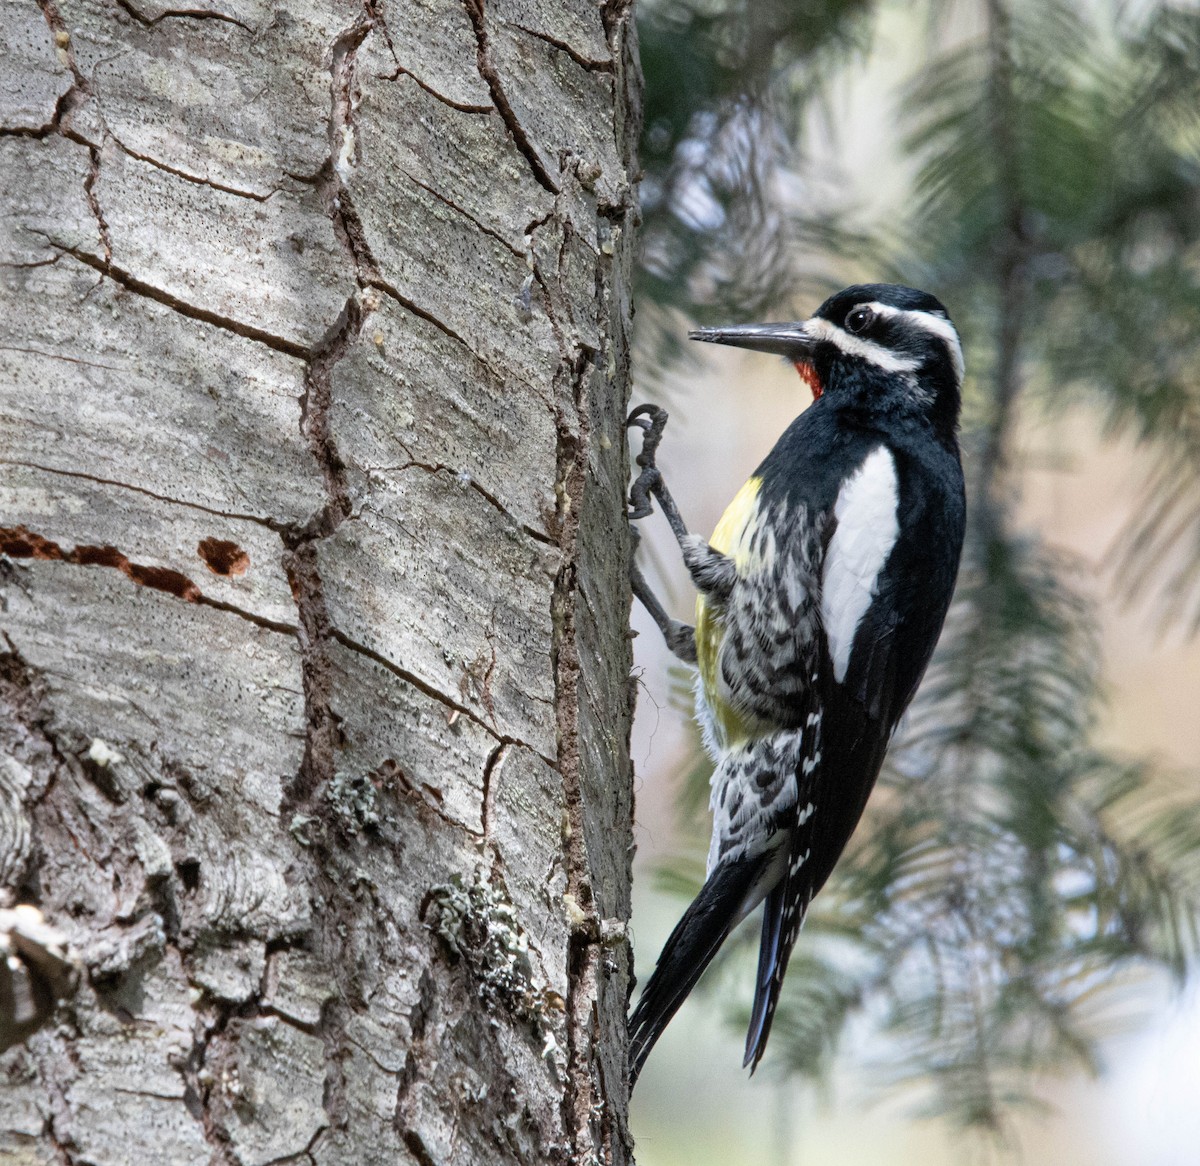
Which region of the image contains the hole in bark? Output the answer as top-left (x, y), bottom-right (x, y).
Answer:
top-left (402, 1131), bottom-right (438, 1166)
top-left (126, 562), bottom-right (202, 600)
top-left (73, 545), bottom-right (126, 569)
top-left (176, 859), bottom-right (201, 891)
top-left (0, 526), bottom-right (203, 601)
top-left (0, 526), bottom-right (64, 559)
top-left (197, 537), bottom-right (250, 577)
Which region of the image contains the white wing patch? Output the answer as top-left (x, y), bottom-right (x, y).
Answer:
top-left (821, 446), bottom-right (900, 684)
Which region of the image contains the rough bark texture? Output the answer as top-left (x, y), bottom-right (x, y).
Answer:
top-left (0, 0), bottom-right (640, 1162)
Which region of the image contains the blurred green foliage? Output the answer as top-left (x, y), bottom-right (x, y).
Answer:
top-left (636, 0), bottom-right (875, 366)
top-left (636, 0), bottom-right (1200, 1135)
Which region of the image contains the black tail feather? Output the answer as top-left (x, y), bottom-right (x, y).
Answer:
top-left (743, 880), bottom-right (786, 1069)
top-left (743, 868), bottom-right (810, 1072)
top-left (627, 858), bottom-right (759, 1087)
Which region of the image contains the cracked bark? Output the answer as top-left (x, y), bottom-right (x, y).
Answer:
top-left (463, 0), bottom-right (561, 196)
top-left (1, 0), bottom-right (639, 1163)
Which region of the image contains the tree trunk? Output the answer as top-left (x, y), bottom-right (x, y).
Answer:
top-left (0, 0), bottom-right (640, 1162)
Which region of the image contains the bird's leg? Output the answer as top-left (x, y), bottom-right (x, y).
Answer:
top-left (628, 405), bottom-right (737, 608)
top-left (628, 404), bottom-right (689, 536)
top-left (627, 406), bottom-right (698, 662)
top-left (629, 527), bottom-right (698, 663)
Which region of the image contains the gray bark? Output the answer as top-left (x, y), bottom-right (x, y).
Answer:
top-left (0, 0), bottom-right (640, 1162)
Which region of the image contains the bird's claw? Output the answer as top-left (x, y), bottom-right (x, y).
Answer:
top-left (627, 404), bottom-right (670, 520)
top-left (628, 469), bottom-right (660, 521)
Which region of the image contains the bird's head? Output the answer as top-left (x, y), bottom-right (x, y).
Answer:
top-left (690, 284), bottom-right (964, 437)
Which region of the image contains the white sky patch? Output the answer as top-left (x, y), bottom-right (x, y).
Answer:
top-left (822, 445), bottom-right (900, 683)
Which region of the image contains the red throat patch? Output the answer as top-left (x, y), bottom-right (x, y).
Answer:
top-left (794, 360), bottom-right (823, 401)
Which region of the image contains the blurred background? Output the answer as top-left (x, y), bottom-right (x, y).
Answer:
top-left (626, 0), bottom-right (1200, 1161)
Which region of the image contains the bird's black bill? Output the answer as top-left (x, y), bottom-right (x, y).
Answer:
top-left (688, 323), bottom-right (811, 357)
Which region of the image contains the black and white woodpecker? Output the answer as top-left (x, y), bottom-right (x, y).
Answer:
top-left (626, 284), bottom-right (967, 1085)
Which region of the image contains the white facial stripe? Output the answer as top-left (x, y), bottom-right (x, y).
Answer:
top-left (803, 316), bottom-right (921, 374)
top-left (821, 446), bottom-right (900, 684)
top-left (862, 301), bottom-right (965, 384)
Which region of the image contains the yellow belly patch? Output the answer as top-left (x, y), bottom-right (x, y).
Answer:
top-left (695, 476), bottom-right (763, 747)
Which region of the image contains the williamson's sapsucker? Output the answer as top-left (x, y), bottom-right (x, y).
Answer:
top-left (626, 283), bottom-right (967, 1084)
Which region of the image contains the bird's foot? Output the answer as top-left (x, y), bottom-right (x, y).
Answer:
top-left (627, 404), bottom-right (670, 521)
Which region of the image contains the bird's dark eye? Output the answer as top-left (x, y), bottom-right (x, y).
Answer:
top-left (846, 306), bottom-right (874, 334)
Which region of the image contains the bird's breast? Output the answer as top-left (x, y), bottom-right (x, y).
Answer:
top-left (695, 476), bottom-right (763, 750)
top-left (696, 479), bottom-right (822, 750)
